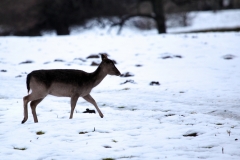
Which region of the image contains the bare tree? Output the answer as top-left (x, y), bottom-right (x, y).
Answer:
top-left (151, 0), bottom-right (166, 33)
top-left (110, 0), bottom-right (166, 34)
top-left (1, 0), bottom-right (238, 36)
top-left (0, 0), bottom-right (43, 36)
top-left (0, 0), bottom-right (132, 36)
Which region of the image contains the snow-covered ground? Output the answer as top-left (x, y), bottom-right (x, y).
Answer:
top-left (0, 10), bottom-right (240, 160)
top-left (168, 9), bottom-right (240, 33)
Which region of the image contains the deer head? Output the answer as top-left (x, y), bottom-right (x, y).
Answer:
top-left (100, 54), bottom-right (121, 76)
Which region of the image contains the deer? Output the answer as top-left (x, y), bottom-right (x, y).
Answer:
top-left (22, 54), bottom-right (121, 124)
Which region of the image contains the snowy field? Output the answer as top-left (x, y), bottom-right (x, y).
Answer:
top-left (1, 10), bottom-right (240, 160)
top-left (167, 9), bottom-right (240, 33)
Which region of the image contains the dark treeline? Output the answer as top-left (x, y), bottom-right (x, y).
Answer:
top-left (0, 0), bottom-right (239, 36)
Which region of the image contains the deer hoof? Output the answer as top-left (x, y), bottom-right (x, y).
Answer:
top-left (21, 118), bottom-right (27, 124)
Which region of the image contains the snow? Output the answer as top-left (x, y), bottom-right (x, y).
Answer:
top-left (168, 9), bottom-right (240, 33)
top-left (0, 10), bottom-right (240, 160)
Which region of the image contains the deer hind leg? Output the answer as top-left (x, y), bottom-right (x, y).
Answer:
top-left (22, 95), bottom-right (30, 124)
top-left (69, 94), bottom-right (79, 119)
top-left (22, 93), bottom-right (46, 124)
top-left (30, 98), bottom-right (44, 123)
top-left (83, 94), bottom-right (103, 118)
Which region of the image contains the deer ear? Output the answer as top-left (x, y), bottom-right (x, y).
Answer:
top-left (101, 54), bottom-right (108, 61)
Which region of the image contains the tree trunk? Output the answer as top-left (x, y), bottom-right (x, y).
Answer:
top-left (55, 23), bottom-right (70, 35)
top-left (151, 0), bottom-right (166, 34)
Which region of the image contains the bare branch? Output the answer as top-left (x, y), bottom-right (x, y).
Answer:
top-left (110, 14), bottom-right (156, 34)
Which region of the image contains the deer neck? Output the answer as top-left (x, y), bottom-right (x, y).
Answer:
top-left (90, 63), bottom-right (107, 88)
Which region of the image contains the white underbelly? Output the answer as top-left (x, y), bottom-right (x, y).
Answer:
top-left (48, 83), bottom-right (91, 97)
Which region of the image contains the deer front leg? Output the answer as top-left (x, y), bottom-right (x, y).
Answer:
top-left (83, 94), bottom-right (103, 118)
top-left (70, 94), bottom-right (79, 119)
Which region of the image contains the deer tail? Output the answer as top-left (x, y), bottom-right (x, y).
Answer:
top-left (26, 73), bottom-right (31, 94)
